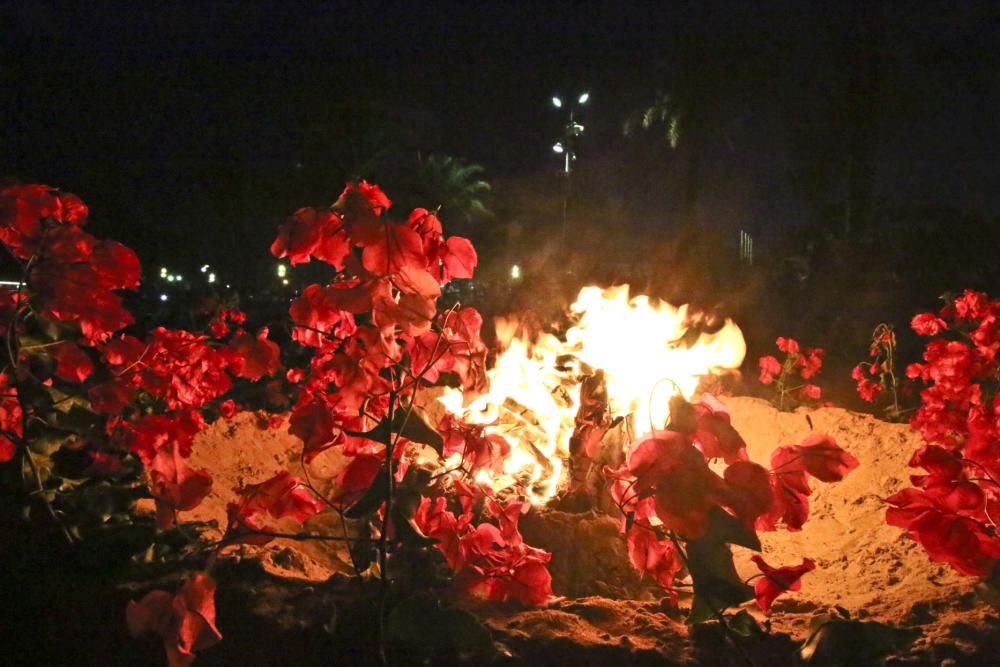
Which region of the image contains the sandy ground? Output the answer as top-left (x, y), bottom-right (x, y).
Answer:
top-left (184, 399), bottom-right (1000, 665)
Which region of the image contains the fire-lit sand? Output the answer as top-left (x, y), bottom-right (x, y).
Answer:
top-left (188, 397), bottom-right (998, 664)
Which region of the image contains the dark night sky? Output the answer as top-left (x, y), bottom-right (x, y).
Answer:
top-left (3, 1), bottom-right (999, 282)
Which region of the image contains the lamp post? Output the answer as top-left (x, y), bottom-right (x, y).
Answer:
top-left (552, 92), bottom-right (589, 249)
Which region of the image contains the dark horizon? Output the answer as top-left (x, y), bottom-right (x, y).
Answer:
top-left (4, 1), bottom-right (999, 284)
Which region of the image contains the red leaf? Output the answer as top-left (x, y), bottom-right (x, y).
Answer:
top-left (228, 328), bottom-right (281, 381)
top-left (127, 573), bottom-right (222, 667)
top-left (441, 236), bottom-right (478, 280)
top-left (148, 442), bottom-right (212, 529)
top-left (625, 524), bottom-right (682, 592)
top-left (723, 460), bottom-right (773, 526)
top-left (795, 434), bottom-right (860, 482)
top-left (750, 555), bottom-right (816, 613)
top-left (235, 471), bottom-right (324, 526)
top-left (361, 223), bottom-right (426, 276)
top-left (50, 341), bottom-right (94, 383)
top-left (692, 394), bottom-right (748, 463)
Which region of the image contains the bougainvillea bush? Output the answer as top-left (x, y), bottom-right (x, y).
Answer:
top-left (605, 393), bottom-right (857, 625)
top-left (758, 337), bottom-right (825, 410)
top-left (884, 292), bottom-right (1000, 580)
top-left (0, 182), bottom-right (558, 665)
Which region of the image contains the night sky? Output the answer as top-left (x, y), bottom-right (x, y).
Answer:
top-left (3, 1), bottom-right (999, 285)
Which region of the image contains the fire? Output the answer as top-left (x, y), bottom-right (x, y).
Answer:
top-left (439, 285), bottom-right (746, 504)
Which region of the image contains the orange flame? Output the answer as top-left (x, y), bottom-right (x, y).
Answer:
top-left (440, 285), bottom-right (746, 504)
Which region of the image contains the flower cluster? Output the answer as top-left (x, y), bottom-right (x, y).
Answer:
top-left (415, 495), bottom-right (553, 606)
top-left (0, 184), bottom-right (287, 665)
top-left (887, 291), bottom-right (1000, 576)
top-left (606, 395), bottom-right (858, 615)
top-left (758, 337), bottom-right (824, 410)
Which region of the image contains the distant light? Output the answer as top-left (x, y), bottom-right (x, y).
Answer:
top-left (200, 264), bottom-right (209, 273)
top-left (167, 275), bottom-right (175, 282)
top-left (282, 278), bottom-right (289, 285)
top-left (208, 273), bottom-right (216, 283)
top-left (277, 264), bottom-right (287, 278)
top-left (226, 284), bottom-right (231, 289)
top-left (510, 264), bottom-right (521, 280)
top-left (159, 294), bottom-right (168, 302)
top-left (175, 275), bottom-right (183, 282)
top-left (578, 92), bottom-right (590, 104)
top-left (159, 267), bottom-right (167, 278)
top-left (551, 96), bottom-right (562, 108)
top-left (552, 142), bottom-right (564, 154)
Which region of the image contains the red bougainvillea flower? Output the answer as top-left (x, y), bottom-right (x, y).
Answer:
top-left (627, 430), bottom-right (726, 539)
top-left (0, 184), bottom-right (89, 259)
top-left (50, 341), bottom-right (95, 383)
top-left (911, 312), bottom-right (948, 337)
top-left (0, 376), bottom-right (22, 462)
top-left (232, 471), bottom-right (324, 530)
top-left (29, 228), bottom-right (141, 343)
top-left (886, 481), bottom-right (1000, 576)
top-left (227, 328), bottom-right (281, 381)
top-left (415, 496), bottom-right (468, 570)
top-left (438, 413), bottom-right (511, 474)
top-left (288, 282), bottom-right (360, 349)
top-left (458, 502), bottom-right (553, 607)
top-left (218, 399), bottom-right (237, 420)
top-left (334, 181), bottom-right (393, 246)
top-left (723, 460), bottom-right (774, 528)
top-left (758, 355), bottom-right (781, 384)
top-left (126, 573), bottom-right (222, 667)
top-left (785, 434), bottom-right (861, 483)
top-left (799, 383), bottom-right (822, 401)
top-left (413, 496), bottom-right (552, 607)
top-left (776, 337), bottom-right (799, 354)
top-left (115, 410), bottom-right (206, 464)
top-left (270, 208), bottom-right (350, 268)
top-left (148, 442), bottom-right (213, 529)
top-left (797, 347), bottom-right (824, 380)
top-left (757, 435), bottom-right (859, 531)
top-left (750, 555), bottom-right (816, 612)
top-left (691, 394), bottom-right (748, 464)
top-left (852, 363), bottom-right (883, 402)
top-left (625, 524), bottom-right (682, 594)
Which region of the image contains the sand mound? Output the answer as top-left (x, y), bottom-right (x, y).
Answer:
top-left (184, 398), bottom-right (999, 664)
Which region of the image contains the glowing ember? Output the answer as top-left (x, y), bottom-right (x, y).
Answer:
top-left (440, 285), bottom-right (746, 504)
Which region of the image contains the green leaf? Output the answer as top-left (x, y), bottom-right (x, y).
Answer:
top-left (49, 404), bottom-right (101, 433)
top-left (800, 616), bottom-right (920, 666)
top-left (727, 609), bottom-right (762, 637)
top-left (391, 407), bottom-right (444, 455)
top-left (703, 506), bottom-right (762, 551)
top-left (343, 464), bottom-right (389, 519)
top-left (685, 508), bottom-right (758, 624)
top-left (686, 538), bottom-right (754, 623)
top-left (28, 433), bottom-right (74, 456)
top-left (343, 406), bottom-right (444, 456)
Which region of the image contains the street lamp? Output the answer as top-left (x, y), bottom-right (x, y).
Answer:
top-left (551, 91), bottom-right (590, 248)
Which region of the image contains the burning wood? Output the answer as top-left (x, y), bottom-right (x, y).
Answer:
top-left (564, 370), bottom-right (612, 505)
